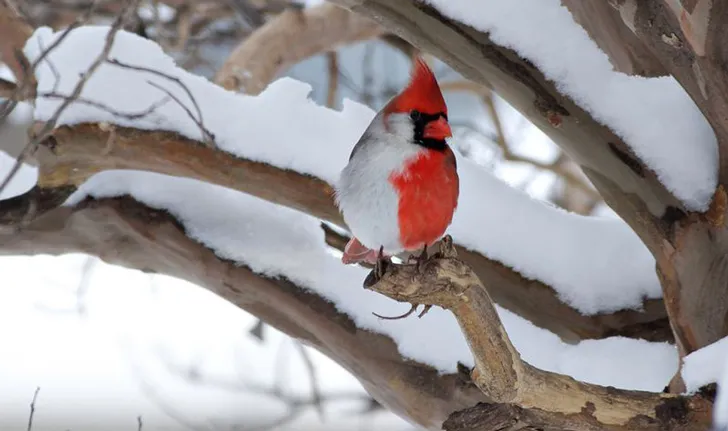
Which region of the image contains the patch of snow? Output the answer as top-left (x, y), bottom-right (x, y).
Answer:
top-left (137, 2), bottom-right (176, 22)
top-left (682, 336), bottom-right (728, 393)
top-left (715, 359), bottom-right (728, 429)
top-left (0, 63), bottom-right (15, 82)
top-left (423, 0), bottom-right (718, 211)
top-left (292, 0), bottom-right (326, 8)
top-left (23, 26), bottom-right (662, 315)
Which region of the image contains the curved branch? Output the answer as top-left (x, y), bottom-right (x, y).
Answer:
top-left (0, 196), bottom-right (486, 429)
top-left (366, 238), bottom-right (714, 430)
top-left (4, 122), bottom-right (671, 343)
top-left (214, 3), bottom-right (383, 95)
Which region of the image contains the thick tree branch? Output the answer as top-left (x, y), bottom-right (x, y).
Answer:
top-left (214, 3), bottom-right (383, 95)
top-left (0, 196), bottom-right (486, 430)
top-left (366, 238), bottom-right (714, 430)
top-left (2, 122), bottom-right (671, 343)
top-left (562, 1), bottom-right (667, 77)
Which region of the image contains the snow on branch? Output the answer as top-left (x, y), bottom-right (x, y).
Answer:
top-left (21, 25), bottom-right (662, 316)
top-left (420, 0), bottom-right (718, 212)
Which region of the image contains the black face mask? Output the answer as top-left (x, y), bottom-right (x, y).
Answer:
top-left (410, 109), bottom-right (448, 151)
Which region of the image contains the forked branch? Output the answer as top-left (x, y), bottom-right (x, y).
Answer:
top-left (365, 237), bottom-right (714, 430)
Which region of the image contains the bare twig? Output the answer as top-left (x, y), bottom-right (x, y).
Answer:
top-left (39, 91), bottom-right (170, 120)
top-left (295, 341), bottom-right (324, 421)
top-left (26, 386), bottom-right (40, 431)
top-left (106, 58), bottom-right (214, 145)
top-left (146, 80), bottom-right (215, 146)
top-left (481, 90), bottom-right (599, 200)
top-left (326, 51), bottom-right (338, 109)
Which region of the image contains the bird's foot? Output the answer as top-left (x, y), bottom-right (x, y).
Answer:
top-left (406, 244), bottom-right (429, 274)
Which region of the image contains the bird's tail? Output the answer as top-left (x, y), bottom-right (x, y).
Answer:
top-left (342, 237), bottom-right (379, 265)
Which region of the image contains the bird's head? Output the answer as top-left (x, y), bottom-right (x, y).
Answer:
top-left (382, 57), bottom-right (452, 151)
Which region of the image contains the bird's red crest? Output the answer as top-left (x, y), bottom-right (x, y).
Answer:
top-left (384, 57), bottom-right (447, 116)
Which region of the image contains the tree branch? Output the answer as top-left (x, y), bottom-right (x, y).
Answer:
top-left (562, 1), bottom-right (667, 77)
top-left (0, 196), bottom-right (487, 430)
top-left (214, 3), bottom-right (383, 95)
top-left (0, 1), bottom-right (34, 83)
top-left (365, 238), bottom-right (714, 430)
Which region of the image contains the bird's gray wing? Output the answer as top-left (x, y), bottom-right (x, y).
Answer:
top-left (348, 131), bottom-right (369, 161)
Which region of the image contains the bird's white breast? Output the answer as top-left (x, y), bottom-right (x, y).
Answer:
top-left (335, 114), bottom-right (423, 255)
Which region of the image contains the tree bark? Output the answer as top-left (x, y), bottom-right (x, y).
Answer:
top-left (562, 1), bottom-right (666, 77)
top-left (604, 0), bottom-right (728, 359)
top-left (214, 3), bottom-right (383, 94)
top-left (365, 238), bottom-right (714, 431)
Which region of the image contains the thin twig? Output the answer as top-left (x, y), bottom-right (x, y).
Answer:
top-left (326, 51), bottom-right (338, 109)
top-left (481, 90), bottom-right (600, 200)
top-left (26, 386), bottom-right (40, 431)
top-left (296, 341), bottom-right (324, 421)
top-left (145, 80), bottom-right (215, 146)
top-left (38, 91), bottom-right (170, 120)
top-left (106, 58), bottom-right (214, 145)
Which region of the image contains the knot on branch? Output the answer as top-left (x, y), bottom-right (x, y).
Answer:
top-left (363, 236), bottom-right (479, 310)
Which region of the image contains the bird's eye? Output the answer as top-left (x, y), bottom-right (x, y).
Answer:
top-left (410, 110), bottom-right (421, 121)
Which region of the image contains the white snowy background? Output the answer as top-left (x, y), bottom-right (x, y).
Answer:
top-left (1, 1), bottom-right (728, 430)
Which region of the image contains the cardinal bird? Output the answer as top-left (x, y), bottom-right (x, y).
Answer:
top-left (335, 58), bottom-right (459, 267)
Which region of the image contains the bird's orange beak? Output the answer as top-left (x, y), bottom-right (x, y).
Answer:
top-left (423, 116), bottom-right (452, 140)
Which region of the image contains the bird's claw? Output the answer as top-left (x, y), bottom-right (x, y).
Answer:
top-left (407, 245), bottom-right (429, 274)
top-left (372, 303), bottom-right (433, 320)
top-left (374, 245), bottom-right (389, 280)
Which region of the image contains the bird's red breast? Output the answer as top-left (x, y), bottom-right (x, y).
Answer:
top-left (389, 146), bottom-right (459, 251)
